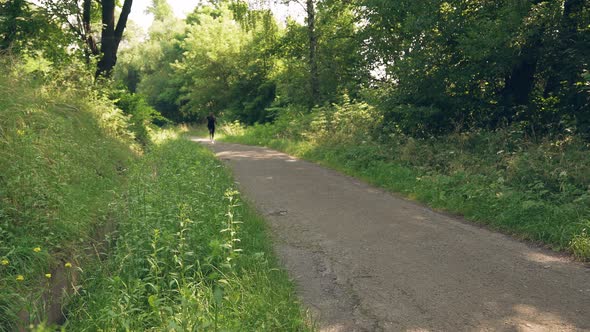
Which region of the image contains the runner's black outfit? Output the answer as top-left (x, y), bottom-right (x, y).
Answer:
top-left (207, 115), bottom-right (216, 138)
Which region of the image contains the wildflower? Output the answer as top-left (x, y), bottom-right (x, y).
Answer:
top-left (64, 262), bottom-right (72, 268)
top-left (45, 273), bottom-right (52, 279)
top-left (1, 259), bottom-right (8, 266)
top-left (16, 275), bottom-right (24, 281)
top-left (33, 247), bottom-right (41, 253)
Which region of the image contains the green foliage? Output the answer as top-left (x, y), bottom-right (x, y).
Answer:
top-left (571, 226), bottom-right (590, 260)
top-left (64, 138), bottom-right (311, 331)
top-left (225, 98), bottom-right (380, 144)
top-left (146, 0), bottom-right (174, 22)
top-left (178, 6), bottom-right (253, 119)
top-left (0, 1), bottom-right (77, 63)
top-left (178, 4), bottom-right (280, 124)
top-left (4, 0), bottom-right (590, 137)
top-left (382, 105), bottom-right (450, 138)
top-left (360, 0), bottom-right (590, 136)
top-left (0, 58), bottom-right (136, 330)
top-left (117, 0), bottom-right (367, 124)
top-left (115, 8), bottom-right (187, 122)
top-left (112, 90), bottom-right (170, 146)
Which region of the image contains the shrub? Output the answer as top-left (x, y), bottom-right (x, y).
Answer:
top-left (113, 90), bottom-right (170, 146)
top-left (382, 104), bottom-right (451, 137)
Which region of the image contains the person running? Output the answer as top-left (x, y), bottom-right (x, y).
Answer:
top-left (206, 112), bottom-right (217, 142)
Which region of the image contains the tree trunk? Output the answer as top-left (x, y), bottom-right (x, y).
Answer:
top-left (502, 46), bottom-right (539, 106)
top-left (96, 0), bottom-right (133, 78)
top-left (82, 0), bottom-right (98, 63)
top-left (307, 0), bottom-right (319, 108)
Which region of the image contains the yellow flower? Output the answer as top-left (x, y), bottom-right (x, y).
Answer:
top-left (33, 247), bottom-right (41, 253)
top-left (64, 262), bottom-right (72, 268)
top-left (45, 273), bottom-right (52, 279)
top-left (16, 275), bottom-right (24, 281)
top-left (1, 259), bottom-right (8, 266)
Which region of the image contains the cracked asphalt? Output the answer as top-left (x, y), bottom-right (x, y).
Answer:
top-left (194, 138), bottom-right (590, 332)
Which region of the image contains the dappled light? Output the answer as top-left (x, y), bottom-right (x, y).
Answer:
top-left (524, 251), bottom-right (572, 265)
top-left (2, 0), bottom-right (589, 329)
top-left (216, 149), bottom-right (298, 161)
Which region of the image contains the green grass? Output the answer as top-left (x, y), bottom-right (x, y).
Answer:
top-left (0, 61), bottom-right (135, 330)
top-left (221, 117), bottom-right (590, 261)
top-left (1, 60), bottom-right (311, 331)
top-left (64, 138), bottom-right (311, 331)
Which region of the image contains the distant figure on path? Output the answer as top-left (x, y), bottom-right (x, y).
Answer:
top-left (206, 112), bottom-right (217, 142)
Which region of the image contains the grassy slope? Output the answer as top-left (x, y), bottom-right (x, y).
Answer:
top-left (65, 138), bottom-right (311, 331)
top-left (0, 65), bottom-right (135, 329)
top-left (221, 124), bottom-right (590, 261)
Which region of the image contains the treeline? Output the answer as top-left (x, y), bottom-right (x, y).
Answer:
top-left (112, 0), bottom-right (589, 138)
top-left (2, 1), bottom-right (587, 137)
top-left (115, 0), bottom-right (367, 124)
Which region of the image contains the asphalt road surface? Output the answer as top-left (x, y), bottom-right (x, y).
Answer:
top-left (194, 138), bottom-right (590, 332)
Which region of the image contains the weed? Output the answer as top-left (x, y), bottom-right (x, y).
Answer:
top-left (571, 226), bottom-right (590, 261)
top-left (64, 138), bottom-right (311, 331)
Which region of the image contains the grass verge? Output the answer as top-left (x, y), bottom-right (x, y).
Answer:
top-left (63, 137), bottom-right (312, 331)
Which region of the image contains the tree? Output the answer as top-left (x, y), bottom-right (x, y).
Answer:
top-left (305, 0), bottom-right (319, 107)
top-left (95, 0), bottom-right (133, 77)
top-left (0, 0), bottom-right (73, 62)
top-left (287, 0), bottom-right (319, 108)
top-left (123, 0), bottom-right (186, 121)
top-left (177, 5), bottom-right (251, 119)
top-left (146, 0), bottom-right (173, 22)
top-left (0, 0), bottom-right (29, 52)
top-left (40, 0), bottom-right (134, 78)
top-left (357, 0), bottom-right (589, 134)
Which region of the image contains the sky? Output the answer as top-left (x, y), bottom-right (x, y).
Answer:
top-left (128, 0), bottom-right (305, 31)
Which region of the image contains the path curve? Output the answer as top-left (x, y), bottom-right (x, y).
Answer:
top-left (194, 138), bottom-right (590, 332)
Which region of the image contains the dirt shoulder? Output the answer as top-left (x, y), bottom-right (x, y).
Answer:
top-left (196, 138), bottom-right (590, 332)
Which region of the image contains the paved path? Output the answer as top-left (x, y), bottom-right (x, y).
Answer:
top-left (194, 138), bottom-right (590, 332)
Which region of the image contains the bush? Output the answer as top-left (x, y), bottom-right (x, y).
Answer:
top-left (382, 104), bottom-right (452, 137)
top-left (112, 90), bottom-right (171, 146)
top-left (312, 96), bottom-right (381, 144)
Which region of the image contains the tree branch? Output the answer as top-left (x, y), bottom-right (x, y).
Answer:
top-left (114, 0), bottom-right (133, 46)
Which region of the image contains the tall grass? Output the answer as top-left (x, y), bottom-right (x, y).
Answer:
top-left (64, 138), bottom-right (311, 331)
top-left (1, 59), bottom-right (311, 330)
top-left (221, 102), bottom-right (590, 261)
top-left (0, 60), bottom-right (135, 330)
